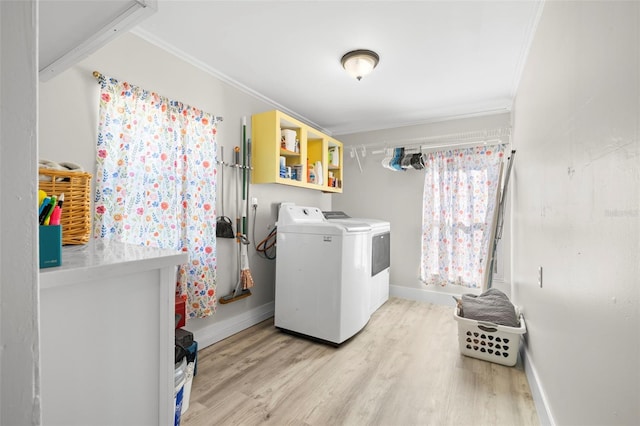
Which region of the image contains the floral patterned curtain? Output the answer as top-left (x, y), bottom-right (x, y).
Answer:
top-left (94, 74), bottom-right (218, 318)
top-left (420, 145), bottom-right (505, 289)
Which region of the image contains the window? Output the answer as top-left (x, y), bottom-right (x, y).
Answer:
top-left (420, 145), bottom-right (506, 289)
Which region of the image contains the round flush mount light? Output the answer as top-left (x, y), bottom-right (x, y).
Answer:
top-left (341, 49), bottom-right (380, 81)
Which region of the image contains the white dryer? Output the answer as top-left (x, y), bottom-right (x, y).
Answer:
top-left (323, 211), bottom-right (391, 314)
top-left (275, 204), bottom-right (371, 344)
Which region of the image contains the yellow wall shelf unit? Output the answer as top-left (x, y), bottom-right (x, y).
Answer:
top-left (251, 110), bottom-right (343, 193)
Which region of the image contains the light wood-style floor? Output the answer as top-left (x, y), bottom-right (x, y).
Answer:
top-left (182, 297), bottom-right (539, 426)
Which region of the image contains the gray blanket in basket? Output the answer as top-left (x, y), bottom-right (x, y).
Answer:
top-left (460, 288), bottom-right (519, 327)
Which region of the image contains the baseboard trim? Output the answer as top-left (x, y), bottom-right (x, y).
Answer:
top-left (390, 284), bottom-right (460, 306)
top-left (522, 345), bottom-right (555, 426)
top-left (188, 302), bottom-right (275, 350)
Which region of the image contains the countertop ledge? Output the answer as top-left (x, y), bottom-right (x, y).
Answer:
top-left (39, 240), bottom-right (188, 290)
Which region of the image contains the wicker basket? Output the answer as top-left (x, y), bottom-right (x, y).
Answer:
top-left (39, 168), bottom-right (92, 245)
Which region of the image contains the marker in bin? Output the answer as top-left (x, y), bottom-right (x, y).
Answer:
top-left (39, 192), bottom-right (64, 226)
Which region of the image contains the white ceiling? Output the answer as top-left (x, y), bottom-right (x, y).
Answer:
top-left (131, 1), bottom-right (543, 135)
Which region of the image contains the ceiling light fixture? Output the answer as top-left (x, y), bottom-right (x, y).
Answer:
top-left (341, 49), bottom-right (379, 81)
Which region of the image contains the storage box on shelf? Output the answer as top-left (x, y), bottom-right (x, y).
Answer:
top-left (251, 110), bottom-right (343, 193)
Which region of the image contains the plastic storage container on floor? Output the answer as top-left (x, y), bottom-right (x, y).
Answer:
top-left (174, 347), bottom-right (187, 426)
top-left (179, 340), bottom-right (198, 415)
top-left (181, 361), bottom-right (195, 414)
top-left (454, 309), bottom-right (526, 367)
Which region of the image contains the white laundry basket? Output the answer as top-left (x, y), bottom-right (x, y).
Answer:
top-left (454, 309), bottom-right (526, 367)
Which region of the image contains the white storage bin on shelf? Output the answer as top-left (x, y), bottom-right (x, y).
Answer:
top-left (454, 310), bottom-right (526, 367)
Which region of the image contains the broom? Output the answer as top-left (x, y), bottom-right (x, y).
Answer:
top-left (240, 242), bottom-right (254, 289)
top-left (219, 119), bottom-right (253, 303)
top-left (240, 132), bottom-right (254, 289)
top-left (219, 145), bottom-right (250, 304)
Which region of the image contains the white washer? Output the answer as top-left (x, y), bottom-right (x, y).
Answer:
top-left (323, 211), bottom-right (391, 315)
top-left (275, 204), bottom-right (371, 344)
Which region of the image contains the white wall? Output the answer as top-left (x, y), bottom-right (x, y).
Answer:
top-left (334, 113), bottom-right (512, 304)
top-left (512, 1), bottom-right (639, 425)
top-left (38, 32), bottom-right (331, 348)
top-left (0, 1), bottom-right (40, 424)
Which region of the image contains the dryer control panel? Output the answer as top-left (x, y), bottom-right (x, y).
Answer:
top-left (277, 204), bottom-right (326, 227)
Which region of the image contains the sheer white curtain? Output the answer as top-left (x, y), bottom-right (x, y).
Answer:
top-left (420, 145), bottom-right (505, 289)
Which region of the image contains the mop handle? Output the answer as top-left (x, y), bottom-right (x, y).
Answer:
top-left (242, 117), bottom-right (247, 201)
top-left (234, 146), bottom-right (241, 242)
top-left (245, 139), bottom-right (251, 224)
top-left (220, 146), bottom-right (225, 215)
top-left (242, 117), bottom-right (248, 235)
